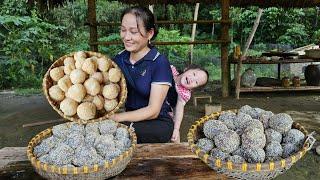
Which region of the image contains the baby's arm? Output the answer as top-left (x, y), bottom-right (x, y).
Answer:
top-left (171, 98), bottom-right (186, 143)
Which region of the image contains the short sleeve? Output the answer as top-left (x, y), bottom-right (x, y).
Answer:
top-left (151, 55), bottom-right (172, 86)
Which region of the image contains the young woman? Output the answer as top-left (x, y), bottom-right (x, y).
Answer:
top-left (168, 65), bottom-right (209, 143)
top-left (110, 6), bottom-right (174, 143)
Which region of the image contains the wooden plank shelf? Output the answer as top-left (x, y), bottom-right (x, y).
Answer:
top-left (230, 58), bottom-right (320, 64)
top-left (239, 86), bottom-right (320, 92)
top-left (232, 57), bottom-right (320, 97)
top-left (0, 143), bottom-right (227, 179)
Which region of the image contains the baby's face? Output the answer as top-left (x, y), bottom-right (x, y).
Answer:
top-left (180, 69), bottom-right (207, 90)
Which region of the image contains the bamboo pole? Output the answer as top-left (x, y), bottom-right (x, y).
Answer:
top-left (149, 5), bottom-right (154, 13)
top-left (221, 0), bottom-right (230, 97)
top-left (88, 0), bottom-right (98, 52)
top-left (190, 3), bottom-right (200, 64)
top-left (235, 8), bottom-right (263, 99)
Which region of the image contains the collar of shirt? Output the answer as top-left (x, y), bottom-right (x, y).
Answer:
top-left (122, 47), bottom-right (160, 65)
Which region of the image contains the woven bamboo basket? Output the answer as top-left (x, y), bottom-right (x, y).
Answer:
top-left (187, 110), bottom-right (315, 180)
top-left (42, 51), bottom-right (127, 124)
top-left (27, 122), bottom-right (137, 180)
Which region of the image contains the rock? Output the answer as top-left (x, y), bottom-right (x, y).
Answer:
top-left (316, 145), bottom-right (320, 156)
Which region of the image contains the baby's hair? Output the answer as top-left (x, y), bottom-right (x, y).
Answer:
top-left (121, 6), bottom-right (158, 46)
top-left (183, 64), bottom-right (209, 90)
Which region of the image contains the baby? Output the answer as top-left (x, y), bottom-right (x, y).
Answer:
top-left (168, 64), bottom-right (209, 143)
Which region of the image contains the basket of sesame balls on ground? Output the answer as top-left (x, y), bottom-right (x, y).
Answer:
top-left (188, 105), bottom-right (316, 180)
top-left (27, 51), bottom-right (137, 180)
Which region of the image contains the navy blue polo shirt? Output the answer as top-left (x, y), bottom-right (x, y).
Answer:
top-left (114, 47), bottom-right (173, 119)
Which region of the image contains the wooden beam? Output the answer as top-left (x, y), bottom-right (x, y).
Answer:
top-left (88, 0), bottom-right (98, 52)
top-left (85, 20), bottom-right (231, 26)
top-left (22, 119), bottom-right (65, 128)
top-left (90, 40), bottom-right (230, 46)
top-left (221, 0), bottom-right (230, 97)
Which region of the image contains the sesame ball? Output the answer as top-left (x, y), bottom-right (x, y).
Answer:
top-left (234, 112), bottom-right (253, 133)
top-left (218, 111), bottom-right (237, 130)
top-left (210, 148), bottom-right (230, 161)
top-left (265, 142), bottom-right (283, 161)
top-left (269, 113), bottom-right (293, 134)
top-left (258, 111), bottom-right (274, 129)
top-left (214, 130), bottom-right (240, 153)
top-left (243, 148), bottom-right (265, 163)
top-left (283, 129), bottom-right (305, 146)
top-left (196, 138), bottom-right (215, 153)
top-left (282, 143), bottom-right (299, 158)
top-left (242, 128), bottom-right (266, 149)
top-left (265, 128), bottom-right (282, 144)
top-left (203, 119), bottom-right (228, 139)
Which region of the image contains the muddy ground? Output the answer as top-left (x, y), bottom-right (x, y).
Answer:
top-left (0, 87), bottom-right (319, 179)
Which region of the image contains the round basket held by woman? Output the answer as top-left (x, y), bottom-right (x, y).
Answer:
top-left (43, 51), bottom-right (127, 124)
top-left (27, 121), bottom-right (137, 180)
top-left (188, 108), bottom-right (315, 180)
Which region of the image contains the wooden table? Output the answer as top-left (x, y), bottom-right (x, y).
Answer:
top-left (0, 143), bottom-right (228, 179)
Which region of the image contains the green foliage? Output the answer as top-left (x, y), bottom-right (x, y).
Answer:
top-left (156, 28), bottom-right (190, 68)
top-left (0, 0), bottom-right (30, 16)
top-left (0, 11), bottom-right (65, 89)
top-left (277, 24), bottom-right (309, 46)
top-left (99, 33), bottom-right (123, 56)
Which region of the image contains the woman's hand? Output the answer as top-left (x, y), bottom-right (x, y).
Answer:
top-left (171, 128), bottom-right (180, 143)
top-left (109, 113), bottom-right (122, 122)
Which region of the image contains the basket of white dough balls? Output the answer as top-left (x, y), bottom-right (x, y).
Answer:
top-left (27, 120), bottom-right (137, 180)
top-left (43, 51), bottom-right (127, 124)
top-left (27, 51), bottom-right (136, 180)
top-left (187, 105), bottom-right (315, 180)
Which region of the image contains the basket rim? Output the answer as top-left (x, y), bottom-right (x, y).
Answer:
top-left (43, 51), bottom-right (127, 124)
top-left (187, 109), bottom-right (311, 172)
top-left (27, 122), bottom-right (137, 175)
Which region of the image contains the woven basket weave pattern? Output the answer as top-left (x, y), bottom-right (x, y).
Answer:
top-left (42, 51), bottom-right (127, 124)
top-left (187, 110), bottom-right (310, 180)
top-left (27, 123), bottom-right (137, 180)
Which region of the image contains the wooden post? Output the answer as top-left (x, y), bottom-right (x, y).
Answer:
top-left (190, 3), bottom-right (200, 64)
top-left (235, 8), bottom-right (263, 99)
top-left (88, 0), bottom-right (98, 52)
top-left (221, 0), bottom-right (230, 97)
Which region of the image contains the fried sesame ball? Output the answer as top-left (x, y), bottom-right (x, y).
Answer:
top-left (269, 113), bottom-right (293, 134)
top-left (196, 138), bottom-right (215, 153)
top-left (203, 119), bottom-right (228, 139)
top-left (214, 130), bottom-right (240, 153)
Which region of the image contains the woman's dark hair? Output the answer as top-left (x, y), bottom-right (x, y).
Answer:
top-left (183, 64), bottom-right (210, 89)
top-left (121, 6), bottom-right (158, 42)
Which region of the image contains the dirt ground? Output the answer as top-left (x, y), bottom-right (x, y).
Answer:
top-left (0, 87), bottom-right (319, 179)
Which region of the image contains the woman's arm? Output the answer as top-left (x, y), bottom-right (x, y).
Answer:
top-left (110, 84), bottom-right (170, 122)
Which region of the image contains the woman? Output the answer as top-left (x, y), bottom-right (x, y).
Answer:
top-left (111, 6), bottom-right (174, 143)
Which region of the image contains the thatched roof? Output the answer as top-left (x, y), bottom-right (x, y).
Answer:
top-left (117, 0), bottom-right (320, 8)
